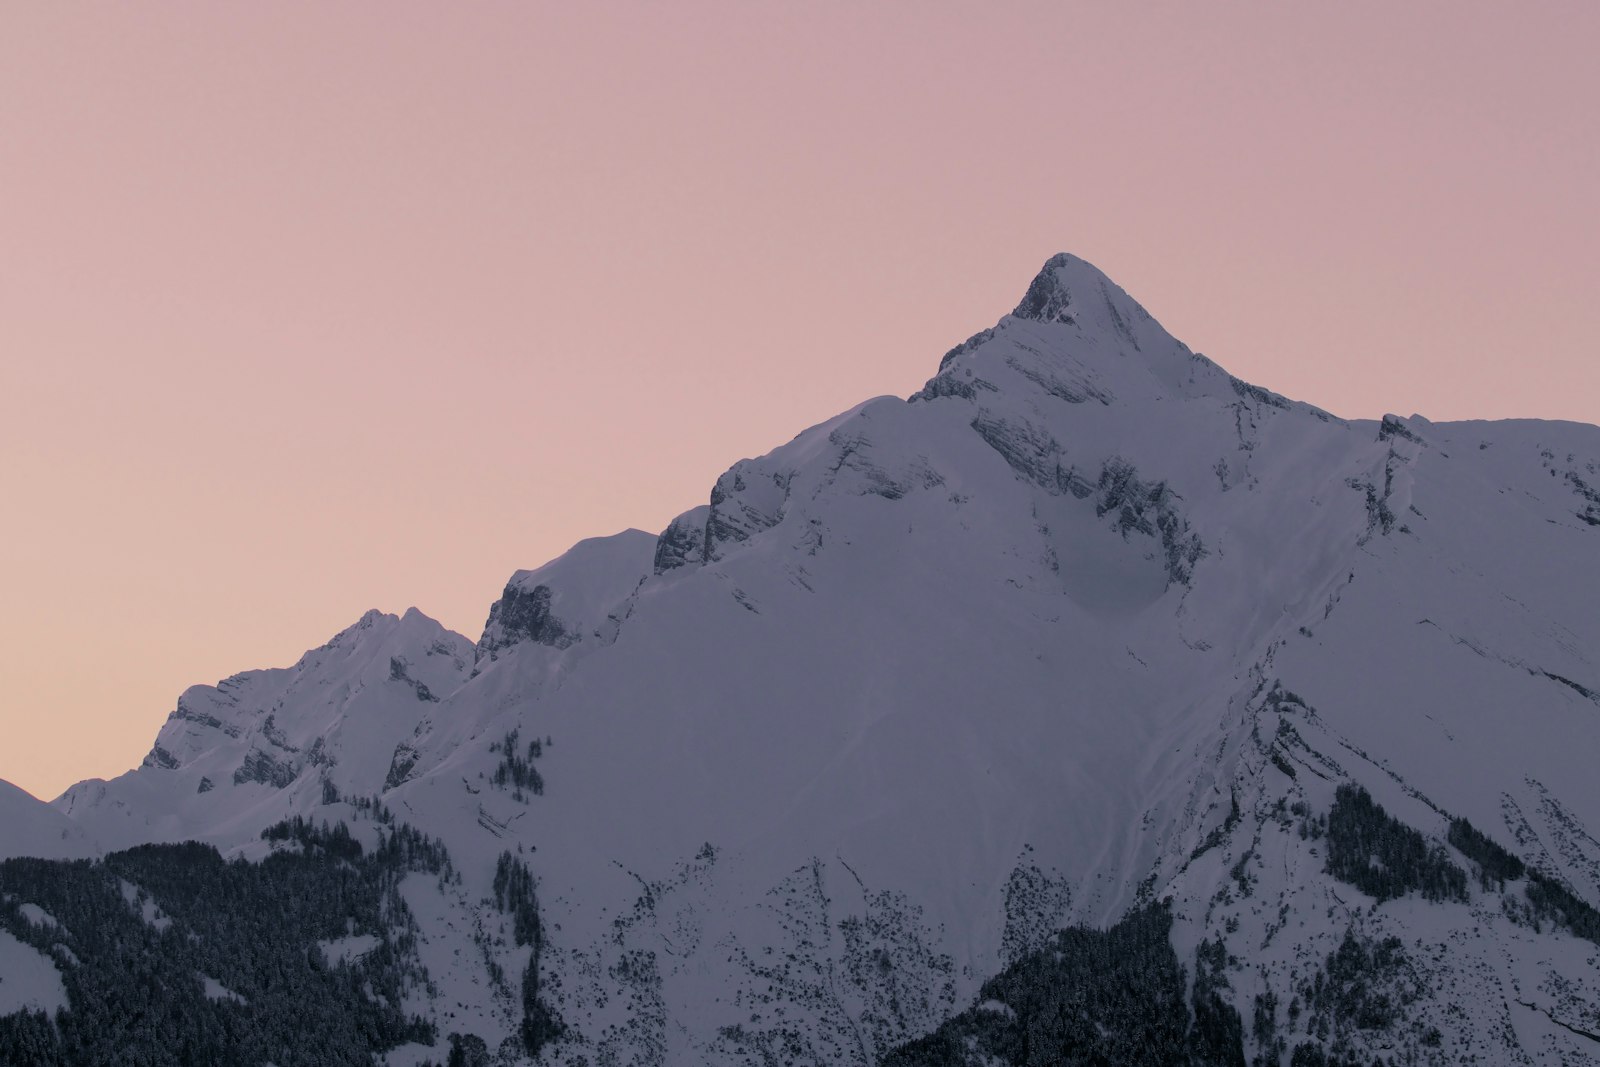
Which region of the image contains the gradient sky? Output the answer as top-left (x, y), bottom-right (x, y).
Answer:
top-left (2, 2), bottom-right (1596, 801)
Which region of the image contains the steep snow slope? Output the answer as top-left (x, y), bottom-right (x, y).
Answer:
top-left (0, 779), bottom-right (96, 862)
top-left (43, 254), bottom-right (1600, 1064)
top-left (0, 928), bottom-right (67, 1018)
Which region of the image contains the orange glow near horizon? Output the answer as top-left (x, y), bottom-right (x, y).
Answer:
top-left (2, 3), bottom-right (1596, 800)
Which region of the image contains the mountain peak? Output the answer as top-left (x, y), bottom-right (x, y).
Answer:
top-left (915, 252), bottom-right (1205, 405)
top-left (1012, 253), bottom-right (1152, 338)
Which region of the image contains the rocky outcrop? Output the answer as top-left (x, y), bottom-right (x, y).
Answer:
top-left (232, 748), bottom-right (298, 789)
top-left (909, 370), bottom-right (986, 402)
top-left (704, 465), bottom-right (789, 562)
top-left (1093, 459), bottom-right (1206, 585)
top-left (171, 700), bottom-right (241, 739)
top-left (1230, 375), bottom-right (1291, 410)
top-left (474, 531), bottom-right (655, 667)
top-left (1562, 468), bottom-right (1600, 526)
top-left (1012, 255), bottom-right (1082, 325)
top-left (967, 410), bottom-right (1205, 585)
top-left (827, 425), bottom-right (945, 502)
top-left (970, 413), bottom-right (1074, 495)
top-left (1011, 252), bottom-right (1149, 353)
top-left (937, 327), bottom-right (995, 372)
top-left (383, 742), bottom-right (418, 791)
top-left (654, 505), bottom-right (711, 573)
top-left (388, 656), bottom-right (440, 702)
top-left (477, 583), bottom-right (574, 661)
top-left (1378, 414), bottom-right (1424, 444)
top-left (260, 714), bottom-right (297, 753)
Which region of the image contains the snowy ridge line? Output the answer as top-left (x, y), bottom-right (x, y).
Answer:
top-left (0, 252), bottom-right (1594, 1064)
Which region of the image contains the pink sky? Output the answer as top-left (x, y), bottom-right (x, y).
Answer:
top-left (2, 2), bottom-right (1595, 800)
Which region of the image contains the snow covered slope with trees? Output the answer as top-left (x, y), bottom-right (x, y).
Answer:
top-left (5, 253), bottom-right (1597, 1064)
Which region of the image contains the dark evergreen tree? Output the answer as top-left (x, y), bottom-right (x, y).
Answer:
top-left (488, 728), bottom-right (545, 800)
top-left (882, 902), bottom-right (1245, 1066)
top-left (1524, 870), bottom-right (1600, 945)
top-left (1324, 785), bottom-right (1467, 903)
top-left (0, 820), bottom-right (446, 1066)
top-left (490, 850), bottom-right (565, 1056)
top-left (1446, 817), bottom-right (1524, 890)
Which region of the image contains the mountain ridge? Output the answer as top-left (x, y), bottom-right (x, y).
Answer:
top-left (6, 253), bottom-right (1599, 1065)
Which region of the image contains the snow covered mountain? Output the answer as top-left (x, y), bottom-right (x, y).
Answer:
top-left (56, 606), bottom-right (474, 851)
top-left (8, 253), bottom-right (1600, 1065)
top-left (0, 780), bottom-right (96, 862)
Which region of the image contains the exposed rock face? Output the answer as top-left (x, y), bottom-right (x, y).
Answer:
top-left (232, 747), bottom-right (298, 789)
top-left (1550, 458), bottom-right (1600, 526)
top-left (909, 369), bottom-right (983, 402)
top-left (1229, 374), bottom-right (1291, 410)
top-left (1011, 252), bottom-right (1152, 353)
top-left (653, 505), bottom-right (710, 573)
top-left (477, 583), bottom-right (572, 659)
top-left (1013, 253), bottom-right (1084, 325)
top-left (969, 411), bottom-right (1073, 493)
top-left (704, 465), bottom-right (790, 561)
top-left (1378, 413), bottom-right (1425, 444)
top-left (472, 530), bottom-right (656, 666)
top-left (389, 657), bottom-right (440, 702)
top-left (383, 742), bottom-right (419, 791)
top-left (938, 327), bottom-right (995, 371)
top-left (1093, 458), bottom-right (1206, 586)
top-left (169, 700), bottom-right (240, 739)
